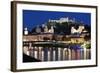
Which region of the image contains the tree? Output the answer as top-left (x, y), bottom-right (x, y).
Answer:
top-left (85, 43), bottom-right (91, 49)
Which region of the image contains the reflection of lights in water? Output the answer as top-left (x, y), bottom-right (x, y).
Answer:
top-left (58, 48), bottom-right (61, 61)
top-left (63, 48), bottom-right (66, 60)
top-left (53, 50), bottom-right (56, 61)
top-left (34, 50), bottom-right (38, 59)
top-left (38, 47), bottom-right (42, 60)
top-left (48, 50), bottom-right (50, 61)
top-left (68, 48), bottom-right (71, 60)
top-left (23, 43), bottom-right (91, 62)
top-left (81, 43), bottom-right (86, 59)
top-left (41, 50), bottom-right (44, 61)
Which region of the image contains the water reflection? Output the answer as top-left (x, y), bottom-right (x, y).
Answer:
top-left (23, 42), bottom-right (91, 62)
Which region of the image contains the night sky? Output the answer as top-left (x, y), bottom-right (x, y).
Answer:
top-left (23, 10), bottom-right (91, 32)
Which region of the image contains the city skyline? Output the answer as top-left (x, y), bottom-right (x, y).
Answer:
top-left (23, 10), bottom-right (91, 62)
top-left (23, 10), bottom-right (91, 32)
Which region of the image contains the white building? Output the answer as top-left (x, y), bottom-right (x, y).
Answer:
top-left (71, 25), bottom-right (85, 34)
top-left (24, 27), bottom-right (28, 35)
top-left (36, 26), bottom-right (41, 33)
top-left (49, 17), bottom-right (75, 23)
top-left (48, 26), bottom-right (54, 33)
top-left (44, 25), bottom-right (48, 33)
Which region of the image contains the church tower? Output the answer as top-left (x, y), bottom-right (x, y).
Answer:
top-left (24, 27), bottom-right (28, 35)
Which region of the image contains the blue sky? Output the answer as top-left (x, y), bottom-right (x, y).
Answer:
top-left (23, 10), bottom-right (91, 32)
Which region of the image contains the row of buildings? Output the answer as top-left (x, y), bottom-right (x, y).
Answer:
top-left (23, 33), bottom-right (89, 44)
top-left (24, 17), bottom-right (88, 35)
